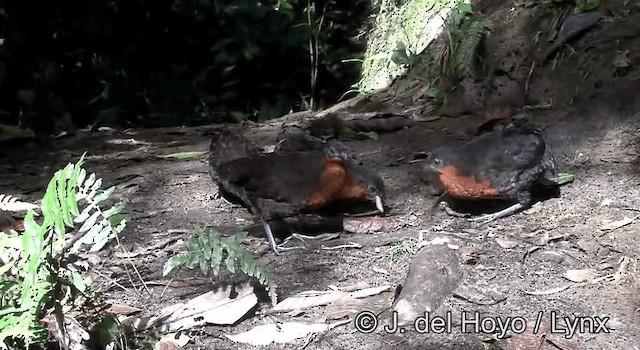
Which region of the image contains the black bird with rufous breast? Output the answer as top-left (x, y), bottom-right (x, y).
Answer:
top-left (208, 131), bottom-right (386, 253)
top-left (421, 128), bottom-right (573, 223)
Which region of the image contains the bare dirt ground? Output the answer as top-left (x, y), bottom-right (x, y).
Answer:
top-left (1, 0), bottom-right (640, 349)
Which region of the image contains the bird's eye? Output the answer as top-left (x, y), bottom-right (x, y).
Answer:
top-left (433, 158), bottom-right (441, 165)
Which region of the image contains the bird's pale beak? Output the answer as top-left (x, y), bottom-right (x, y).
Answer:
top-left (375, 195), bottom-right (385, 213)
top-left (423, 162), bottom-right (441, 174)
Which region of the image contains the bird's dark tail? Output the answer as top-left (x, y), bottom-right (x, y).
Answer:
top-left (208, 131), bottom-right (262, 167)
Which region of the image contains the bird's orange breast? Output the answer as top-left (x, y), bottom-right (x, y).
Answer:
top-left (438, 165), bottom-right (505, 199)
top-left (303, 157), bottom-right (368, 209)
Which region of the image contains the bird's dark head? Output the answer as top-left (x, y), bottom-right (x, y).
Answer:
top-left (346, 162), bottom-right (386, 213)
top-left (422, 146), bottom-right (457, 174)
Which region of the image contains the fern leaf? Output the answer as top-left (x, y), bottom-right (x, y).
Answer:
top-left (163, 255), bottom-right (189, 276)
top-left (73, 206), bottom-right (92, 224)
top-left (162, 228), bottom-right (276, 304)
top-left (65, 153), bottom-right (86, 217)
top-left (0, 195), bottom-right (38, 213)
top-left (92, 186), bottom-right (115, 205)
top-left (225, 249), bottom-right (237, 274)
top-left (199, 257), bottom-right (209, 275)
top-left (84, 173), bottom-right (96, 190)
top-left (102, 202), bottom-right (125, 219)
top-left (457, 20), bottom-right (487, 67)
top-left (89, 226), bottom-right (113, 252)
top-left (76, 168), bottom-right (87, 188)
top-left (56, 164), bottom-right (72, 228)
top-left (0, 153), bottom-right (126, 347)
top-left (210, 243), bottom-right (224, 276)
top-left (90, 178), bottom-right (102, 192)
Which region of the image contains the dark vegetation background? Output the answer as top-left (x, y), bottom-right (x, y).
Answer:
top-left (0, 0), bottom-right (371, 133)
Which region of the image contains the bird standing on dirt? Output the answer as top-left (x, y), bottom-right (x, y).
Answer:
top-left (421, 128), bottom-right (573, 223)
top-left (208, 131), bottom-right (386, 254)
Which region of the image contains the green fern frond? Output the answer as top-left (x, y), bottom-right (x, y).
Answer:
top-left (439, 1), bottom-right (488, 83)
top-left (0, 153), bottom-right (126, 347)
top-left (68, 159), bottom-right (126, 253)
top-left (163, 228), bottom-right (277, 305)
top-left (0, 194), bottom-right (39, 213)
top-left (457, 20), bottom-right (488, 68)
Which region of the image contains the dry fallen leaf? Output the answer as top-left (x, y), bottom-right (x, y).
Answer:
top-left (0, 211), bottom-right (24, 233)
top-left (271, 285), bottom-right (391, 312)
top-left (459, 246), bottom-right (479, 264)
top-left (225, 321), bottom-right (348, 346)
top-left (503, 324), bottom-right (546, 350)
top-left (600, 216), bottom-right (636, 231)
top-left (154, 333), bottom-right (191, 350)
top-left (324, 290), bottom-right (395, 320)
top-left (128, 283), bottom-right (257, 332)
top-left (343, 217), bottom-right (399, 234)
top-left (154, 340), bottom-right (182, 350)
top-left (41, 314), bottom-right (90, 350)
top-left (496, 236), bottom-right (519, 249)
top-left (157, 151), bottom-right (208, 160)
top-left (104, 303), bottom-right (143, 316)
top-left (564, 268), bottom-right (599, 283)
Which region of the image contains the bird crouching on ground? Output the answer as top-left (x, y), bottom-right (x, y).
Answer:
top-left (420, 128), bottom-right (573, 223)
top-left (208, 131), bottom-right (386, 254)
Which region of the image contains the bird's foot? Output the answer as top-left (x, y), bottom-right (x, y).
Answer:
top-left (276, 233), bottom-right (322, 251)
top-left (468, 213), bottom-right (501, 224)
top-left (468, 203), bottom-right (525, 225)
top-left (273, 244), bottom-right (306, 252)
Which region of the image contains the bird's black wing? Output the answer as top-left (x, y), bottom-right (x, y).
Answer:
top-left (459, 129), bottom-right (552, 202)
top-left (211, 153), bottom-right (326, 220)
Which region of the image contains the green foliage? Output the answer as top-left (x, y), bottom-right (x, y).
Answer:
top-left (424, 85), bottom-right (443, 102)
top-left (163, 228), bottom-right (276, 303)
top-left (556, 172), bottom-right (575, 185)
top-left (386, 237), bottom-right (419, 263)
top-left (358, 0), bottom-right (452, 92)
top-left (1, 0), bottom-right (371, 129)
top-left (574, 0), bottom-right (600, 12)
top-left (0, 154), bottom-right (126, 348)
top-left (440, 1), bottom-right (489, 85)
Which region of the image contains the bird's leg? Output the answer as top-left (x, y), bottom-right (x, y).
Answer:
top-left (469, 202), bottom-right (525, 224)
top-left (262, 222), bottom-right (284, 255)
top-left (262, 223), bottom-right (308, 253)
